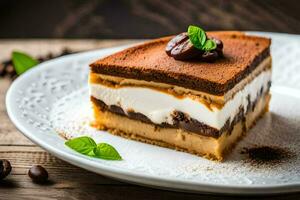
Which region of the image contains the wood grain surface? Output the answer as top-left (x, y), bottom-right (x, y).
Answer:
top-left (0, 40), bottom-right (299, 200)
top-left (0, 0), bottom-right (300, 38)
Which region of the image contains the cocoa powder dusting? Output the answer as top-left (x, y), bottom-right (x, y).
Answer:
top-left (241, 146), bottom-right (293, 165)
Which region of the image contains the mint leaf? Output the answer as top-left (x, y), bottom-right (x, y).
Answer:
top-left (203, 39), bottom-right (217, 51)
top-left (65, 137), bottom-right (122, 161)
top-left (12, 51), bottom-right (39, 75)
top-left (65, 136), bottom-right (97, 156)
top-left (187, 25), bottom-right (206, 50)
top-left (93, 143), bottom-right (122, 160)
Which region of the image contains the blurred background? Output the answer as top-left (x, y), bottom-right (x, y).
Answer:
top-left (1, 0), bottom-right (300, 39)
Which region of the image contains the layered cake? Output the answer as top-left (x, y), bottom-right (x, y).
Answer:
top-left (89, 29), bottom-right (271, 161)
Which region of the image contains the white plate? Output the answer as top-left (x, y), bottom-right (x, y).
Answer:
top-left (6, 32), bottom-right (300, 195)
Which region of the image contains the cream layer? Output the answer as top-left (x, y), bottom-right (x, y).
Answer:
top-left (89, 70), bottom-right (271, 130)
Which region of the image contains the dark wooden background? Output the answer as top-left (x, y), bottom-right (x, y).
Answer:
top-left (0, 0), bottom-right (300, 39)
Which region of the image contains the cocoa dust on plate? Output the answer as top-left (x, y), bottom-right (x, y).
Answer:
top-left (241, 146), bottom-right (294, 166)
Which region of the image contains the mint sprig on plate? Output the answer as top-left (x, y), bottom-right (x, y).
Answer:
top-left (12, 51), bottom-right (39, 75)
top-left (65, 136), bottom-right (122, 160)
top-left (187, 25), bottom-right (216, 51)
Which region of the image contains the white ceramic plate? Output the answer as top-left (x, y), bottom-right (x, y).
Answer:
top-left (6, 32), bottom-right (300, 195)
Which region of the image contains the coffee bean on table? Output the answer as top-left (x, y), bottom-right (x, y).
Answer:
top-left (28, 165), bottom-right (48, 183)
top-left (165, 32), bottom-right (189, 56)
top-left (6, 64), bottom-right (16, 78)
top-left (0, 64), bottom-right (6, 77)
top-left (61, 48), bottom-right (72, 56)
top-left (0, 159), bottom-right (12, 180)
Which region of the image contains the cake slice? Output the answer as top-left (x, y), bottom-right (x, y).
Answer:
top-left (89, 31), bottom-right (271, 161)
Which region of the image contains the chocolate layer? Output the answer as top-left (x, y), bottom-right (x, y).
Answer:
top-left (90, 31), bottom-right (271, 95)
top-left (91, 83), bottom-right (270, 138)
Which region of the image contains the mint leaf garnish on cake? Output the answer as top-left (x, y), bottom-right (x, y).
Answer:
top-left (187, 25), bottom-right (217, 51)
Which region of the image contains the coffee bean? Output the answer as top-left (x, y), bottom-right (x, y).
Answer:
top-left (38, 58), bottom-right (45, 62)
top-left (28, 165), bottom-right (48, 183)
top-left (46, 53), bottom-right (54, 59)
top-left (6, 64), bottom-right (16, 78)
top-left (201, 50), bottom-right (219, 62)
top-left (0, 159), bottom-right (12, 180)
top-left (165, 32), bottom-right (189, 56)
top-left (61, 48), bottom-right (73, 56)
top-left (166, 32), bottom-right (202, 60)
top-left (166, 33), bottom-right (224, 61)
top-left (211, 37), bottom-right (223, 56)
top-left (170, 39), bottom-right (202, 60)
top-left (0, 64), bottom-right (6, 77)
top-left (212, 37), bottom-right (223, 50)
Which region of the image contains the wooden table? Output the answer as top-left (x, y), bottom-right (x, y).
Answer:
top-left (0, 40), bottom-right (298, 200)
